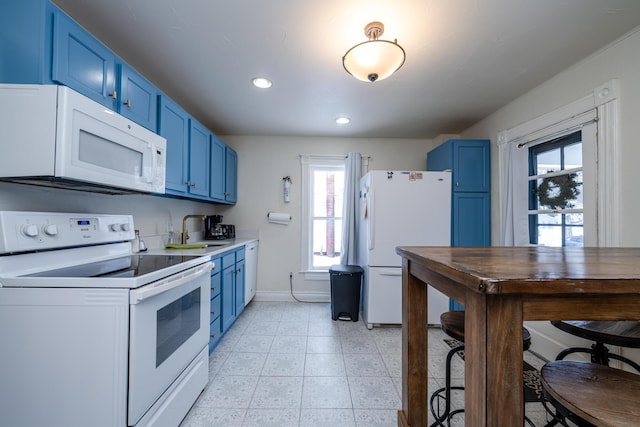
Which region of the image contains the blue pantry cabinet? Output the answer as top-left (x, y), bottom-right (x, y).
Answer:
top-left (427, 139), bottom-right (491, 310)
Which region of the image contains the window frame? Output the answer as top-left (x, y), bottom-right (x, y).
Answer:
top-left (527, 131), bottom-right (584, 246)
top-left (300, 155), bottom-right (345, 278)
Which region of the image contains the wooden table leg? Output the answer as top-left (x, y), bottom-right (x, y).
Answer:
top-left (463, 291), bottom-right (487, 427)
top-left (399, 258), bottom-right (429, 427)
top-left (487, 296), bottom-right (524, 425)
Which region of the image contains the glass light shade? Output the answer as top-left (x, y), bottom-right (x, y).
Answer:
top-left (343, 40), bottom-right (406, 82)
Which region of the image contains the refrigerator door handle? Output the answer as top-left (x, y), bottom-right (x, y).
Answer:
top-left (368, 188), bottom-right (374, 250)
top-left (378, 268), bottom-right (402, 276)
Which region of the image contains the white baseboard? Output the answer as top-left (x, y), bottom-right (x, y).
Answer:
top-left (254, 290), bottom-right (330, 303)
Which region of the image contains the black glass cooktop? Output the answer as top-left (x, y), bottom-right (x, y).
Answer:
top-left (25, 254), bottom-right (204, 278)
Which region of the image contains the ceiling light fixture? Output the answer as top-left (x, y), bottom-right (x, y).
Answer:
top-left (342, 21), bottom-right (406, 83)
top-left (252, 77), bottom-right (272, 89)
top-left (335, 116), bottom-right (351, 125)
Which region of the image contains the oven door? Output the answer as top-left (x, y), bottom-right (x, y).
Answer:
top-left (128, 261), bottom-right (212, 425)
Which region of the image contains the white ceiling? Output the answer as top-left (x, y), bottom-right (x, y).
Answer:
top-left (52, 0), bottom-right (640, 139)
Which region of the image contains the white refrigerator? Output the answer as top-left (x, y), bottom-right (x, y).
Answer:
top-left (358, 170), bottom-right (451, 328)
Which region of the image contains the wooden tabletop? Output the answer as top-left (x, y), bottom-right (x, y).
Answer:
top-left (395, 246), bottom-right (640, 427)
top-left (396, 246), bottom-right (640, 295)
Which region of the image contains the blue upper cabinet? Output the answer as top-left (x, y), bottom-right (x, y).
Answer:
top-left (209, 136), bottom-right (237, 204)
top-left (52, 10), bottom-right (117, 108)
top-left (52, 12), bottom-right (158, 131)
top-left (1, 0), bottom-right (237, 204)
top-left (159, 96), bottom-right (189, 194)
top-left (210, 136), bottom-right (227, 201)
top-left (224, 146), bottom-right (238, 204)
top-left (0, 1), bottom-right (56, 84)
top-left (118, 64), bottom-right (157, 130)
top-left (1, 1), bottom-right (157, 131)
top-left (188, 119), bottom-right (211, 198)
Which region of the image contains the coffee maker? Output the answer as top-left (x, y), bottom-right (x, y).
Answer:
top-left (204, 215), bottom-right (224, 240)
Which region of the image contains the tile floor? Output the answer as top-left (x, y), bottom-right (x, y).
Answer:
top-left (180, 301), bottom-right (559, 427)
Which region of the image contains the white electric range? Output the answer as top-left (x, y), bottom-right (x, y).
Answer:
top-left (0, 211), bottom-right (213, 427)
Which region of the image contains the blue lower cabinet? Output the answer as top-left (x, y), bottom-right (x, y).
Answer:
top-left (209, 317), bottom-right (221, 353)
top-left (208, 248), bottom-right (246, 352)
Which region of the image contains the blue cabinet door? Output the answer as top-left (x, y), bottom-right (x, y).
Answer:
top-left (209, 136), bottom-right (227, 201)
top-left (452, 140), bottom-right (490, 192)
top-left (225, 147), bottom-right (238, 203)
top-left (221, 264), bottom-right (236, 332)
top-left (0, 1), bottom-right (56, 84)
top-left (159, 96), bottom-right (189, 194)
top-left (118, 63), bottom-right (157, 131)
top-left (235, 258), bottom-right (245, 316)
top-left (453, 192), bottom-right (491, 246)
top-left (188, 120), bottom-right (211, 198)
top-left (52, 10), bottom-right (117, 108)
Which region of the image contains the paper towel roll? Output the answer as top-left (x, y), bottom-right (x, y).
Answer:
top-left (268, 212), bottom-right (291, 225)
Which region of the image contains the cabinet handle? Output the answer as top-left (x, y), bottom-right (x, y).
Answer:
top-left (109, 90), bottom-right (117, 99)
top-left (191, 182), bottom-right (197, 188)
top-left (123, 99), bottom-right (132, 108)
top-left (185, 181), bottom-right (191, 186)
top-left (455, 182), bottom-right (459, 187)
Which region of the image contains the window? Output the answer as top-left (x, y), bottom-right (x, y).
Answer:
top-left (528, 131), bottom-right (583, 247)
top-left (300, 156), bottom-right (345, 273)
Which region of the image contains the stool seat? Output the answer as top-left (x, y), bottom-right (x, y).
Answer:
top-left (431, 311), bottom-right (535, 426)
top-left (441, 310), bottom-right (532, 350)
top-left (551, 320), bottom-right (640, 348)
top-left (541, 360), bottom-right (640, 427)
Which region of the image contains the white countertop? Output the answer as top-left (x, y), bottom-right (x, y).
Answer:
top-left (144, 237), bottom-right (258, 257)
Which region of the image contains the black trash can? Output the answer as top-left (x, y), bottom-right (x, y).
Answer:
top-left (329, 264), bottom-right (364, 322)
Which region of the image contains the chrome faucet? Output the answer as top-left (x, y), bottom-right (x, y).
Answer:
top-left (181, 215), bottom-right (207, 244)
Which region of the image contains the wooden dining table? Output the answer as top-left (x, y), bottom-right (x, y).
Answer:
top-left (395, 246), bottom-right (640, 427)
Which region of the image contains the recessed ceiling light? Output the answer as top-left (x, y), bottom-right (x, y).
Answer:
top-left (335, 117), bottom-right (351, 125)
top-left (252, 77), bottom-right (272, 89)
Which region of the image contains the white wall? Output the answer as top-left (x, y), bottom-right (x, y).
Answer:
top-left (0, 182), bottom-right (221, 247)
top-left (458, 26), bottom-right (640, 362)
top-left (460, 26), bottom-right (640, 247)
top-left (215, 136), bottom-right (434, 300)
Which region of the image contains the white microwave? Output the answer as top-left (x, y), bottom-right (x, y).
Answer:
top-left (0, 84), bottom-right (166, 194)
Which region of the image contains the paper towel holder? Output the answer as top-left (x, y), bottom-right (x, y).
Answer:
top-left (267, 212), bottom-right (292, 225)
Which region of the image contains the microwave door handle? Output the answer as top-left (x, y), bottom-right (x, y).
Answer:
top-left (142, 143), bottom-right (154, 184)
top-left (130, 262), bottom-right (212, 304)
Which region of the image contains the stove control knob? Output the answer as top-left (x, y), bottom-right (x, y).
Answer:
top-left (22, 224), bottom-right (39, 238)
top-left (44, 224), bottom-right (58, 236)
top-left (120, 223), bottom-right (130, 232)
top-left (110, 224), bottom-right (120, 232)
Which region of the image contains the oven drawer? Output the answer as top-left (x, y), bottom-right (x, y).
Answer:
top-left (210, 294), bottom-right (221, 317)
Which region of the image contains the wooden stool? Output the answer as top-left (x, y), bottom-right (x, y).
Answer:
top-left (551, 320), bottom-right (640, 372)
top-left (430, 311), bottom-right (532, 427)
top-left (541, 360), bottom-right (640, 426)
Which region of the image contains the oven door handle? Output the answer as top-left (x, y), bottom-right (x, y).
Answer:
top-left (130, 262), bottom-right (213, 304)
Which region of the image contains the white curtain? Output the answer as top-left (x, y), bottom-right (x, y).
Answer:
top-left (498, 137), bottom-right (529, 246)
top-left (340, 152), bottom-right (362, 265)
